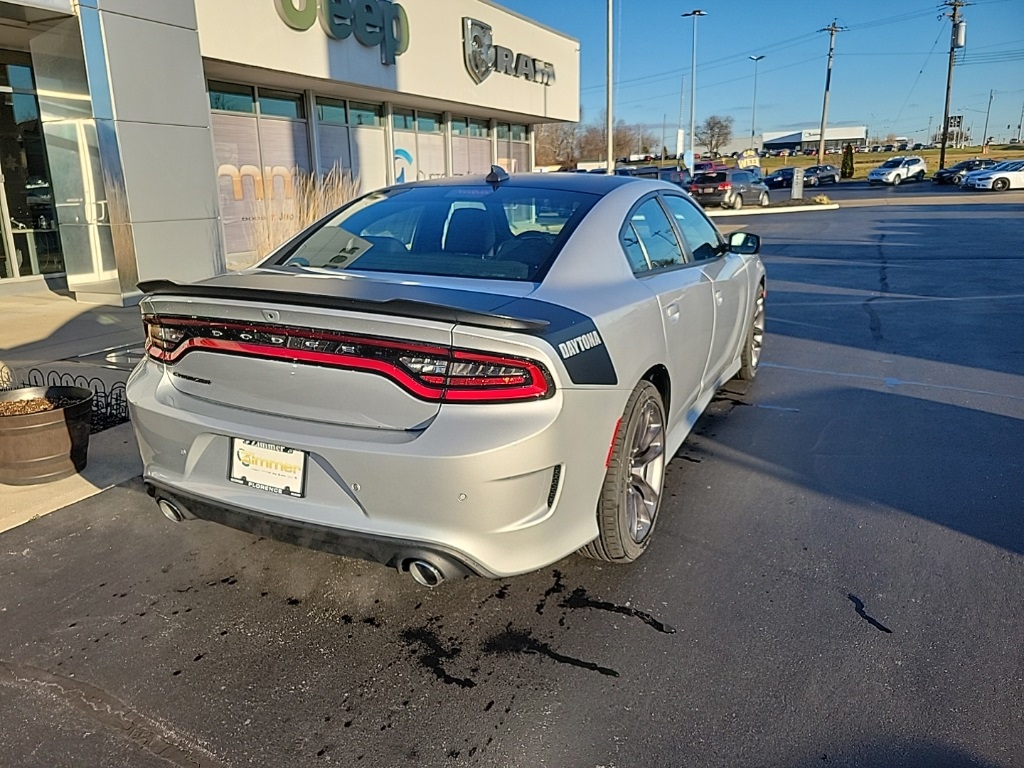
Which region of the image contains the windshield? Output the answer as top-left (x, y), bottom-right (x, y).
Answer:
top-left (880, 159), bottom-right (903, 169)
top-left (273, 185), bottom-right (600, 282)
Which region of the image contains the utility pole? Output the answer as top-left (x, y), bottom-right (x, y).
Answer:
top-left (1017, 100), bottom-right (1024, 142)
top-left (981, 89), bottom-right (993, 151)
top-left (927, 115), bottom-right (933, 144)
top-left (605, 0), bottom-right (613, 174)
top-left (676, 74), bottom-right (686, 163)
top-left (817, 20), bottom-right (844, 163)
top-left (939, 0), bottom-right (966, 170)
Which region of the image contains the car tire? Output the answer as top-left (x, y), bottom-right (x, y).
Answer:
top-left (737, 283), bottom-right (765, 381)
top-left (953, 174), bottom-right (963, 185)
top-left (992, 178), bottom-right (1010, 191)
top-left (892, 175), bottom-right (902, 186)
top-left (732, 194), bottom-right (744, 210)
top-left (914, 171), bottom-right (925, 182)
top-left (579, 381), bottom-right (666, 563)
top-left (759, 191), bottom-right (770, 207)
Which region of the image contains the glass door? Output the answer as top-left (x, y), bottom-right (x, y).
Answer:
top-left (0, 51), bottom-right (63, 280)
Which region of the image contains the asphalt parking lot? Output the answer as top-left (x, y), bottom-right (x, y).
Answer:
top-left (1, 194), bottom-right (1022, 768)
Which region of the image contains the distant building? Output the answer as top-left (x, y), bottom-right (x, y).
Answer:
top-left (762, 126), bottom-right (868, 152)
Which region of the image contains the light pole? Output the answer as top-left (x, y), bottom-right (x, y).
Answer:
top-left (749, 55), bottom-right (764, 150)
top-left (682, 10), bottom-right (706, 167)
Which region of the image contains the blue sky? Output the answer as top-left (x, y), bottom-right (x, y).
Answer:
top-left (494, 0), bottom-right (1024, 143)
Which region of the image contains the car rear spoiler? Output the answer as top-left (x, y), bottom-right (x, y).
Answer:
top-left (136, 279), bottom-right (550, 332)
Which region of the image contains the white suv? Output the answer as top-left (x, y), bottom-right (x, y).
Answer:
top-left (867, 156), bottom-right (927, 186)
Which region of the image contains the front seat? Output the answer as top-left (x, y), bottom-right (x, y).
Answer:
top-left (443, 208), bottom-right (496, 256)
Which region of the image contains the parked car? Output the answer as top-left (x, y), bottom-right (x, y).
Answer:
top-left (932, 158), bottom-right (996, 185)
top-left (689, 168), bottom-right (770, 209)
top-left (962, 159), bottom-right (1024, 191)
top-left (803, 164), bottom-right (841, 186)
top-left (126, 169), bottom-right (766, 583)
top-left (763, 167), bottom-right (795, 188)
top-left (882, 144), bottom-right (895, 152)
top-left (658, 167), bottom-right (692, 187)
top-left (870, 145), bottom-right (882, 152)
top-left (867, 155), bottom-right (927, 186)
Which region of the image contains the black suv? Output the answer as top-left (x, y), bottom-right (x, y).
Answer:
top-left (689, 168), bottom-right (770, 209)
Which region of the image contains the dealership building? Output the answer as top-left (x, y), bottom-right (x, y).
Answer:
top-left (762, 126), bottom-right (868, 153)
top-left (0, 0), bottom-right (578, 303)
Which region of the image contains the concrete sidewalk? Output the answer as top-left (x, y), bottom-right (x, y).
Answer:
top-left (1, 290), bottom-right (146, 531)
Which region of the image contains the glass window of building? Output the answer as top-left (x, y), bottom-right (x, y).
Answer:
top-left (511, 124), bottom-right (528, 142)
top-left (450, 117), bottom-right (469, 136)
top-left (392, 108), bottom-right (415, 131)
top-left (208, 81), bottom-right (255, 113)
top-left (258, 89), bottom-right (305, 119)
top-left (496, 123), bottom-right (510, 140)
top-left (416, 111), bottom-right (442, 133)
top-left (468, 118), bottom-right (490, 138)
top-left (316, 97), bottom-right (347, 125)
top-left (349, 102), bottom-right (382, 127)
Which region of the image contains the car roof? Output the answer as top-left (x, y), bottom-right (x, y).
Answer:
top-left (381, 171), bottom-right (639, 195)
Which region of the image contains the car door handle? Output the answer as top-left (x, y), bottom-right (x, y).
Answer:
top-left (665, 302), bottom-right (680, 322)
top-left (714, 290), bottom-right (723, 306)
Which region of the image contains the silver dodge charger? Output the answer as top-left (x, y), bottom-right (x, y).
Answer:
top-left (127, 168), bottom-right (765, 585)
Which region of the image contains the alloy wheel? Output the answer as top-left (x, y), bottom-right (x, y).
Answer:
top-left (625, 399), bottom-right (666, 544)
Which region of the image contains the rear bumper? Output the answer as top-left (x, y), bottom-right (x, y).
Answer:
top-left (146, 481), bottom-right (485, 577)
top-left (127, 360), bottom-right (628, 578)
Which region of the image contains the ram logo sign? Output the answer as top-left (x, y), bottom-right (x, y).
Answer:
top-left (462, 17), bottom-right (556, 86)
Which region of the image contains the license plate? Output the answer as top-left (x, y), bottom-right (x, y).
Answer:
top-left (701, 187), bottom-right (716, 193)
top-left (229, 439), bottom-right (307, 497)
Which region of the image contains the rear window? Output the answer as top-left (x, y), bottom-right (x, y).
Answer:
top-left (694, 172), bottom-right (726, 184)
top-left (273, 185), bottom-right (600, 282)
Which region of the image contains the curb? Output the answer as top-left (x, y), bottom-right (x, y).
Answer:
top-left (708, 203), bottom-right (840, 217)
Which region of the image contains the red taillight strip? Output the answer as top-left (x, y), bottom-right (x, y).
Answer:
top-left (144, 317), bottom-right (553, 403)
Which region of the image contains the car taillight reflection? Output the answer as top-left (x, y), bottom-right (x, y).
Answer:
top-left (143, 315), bottom-right (553, 403)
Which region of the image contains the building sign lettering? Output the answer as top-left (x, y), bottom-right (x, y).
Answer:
top-left (274, 0), bottom-right (409, 65)
top-left (463, 18), bottom-right (555, 86)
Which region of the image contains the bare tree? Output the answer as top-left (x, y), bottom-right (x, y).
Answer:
top-left (694, 115), bottom-right (735, 154)
top-left (534, 122), bottom-right (580, 167)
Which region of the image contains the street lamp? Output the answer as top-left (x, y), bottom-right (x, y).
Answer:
top-left (682, 9), bottom-right (706, 167)
top-left (749, 55), bottom-right (765, 150)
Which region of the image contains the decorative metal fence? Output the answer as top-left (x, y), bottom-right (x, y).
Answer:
top-left (0, 368), bottom-right (130, 434)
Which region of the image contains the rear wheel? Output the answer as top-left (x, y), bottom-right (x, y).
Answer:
top-left (992, 178), bottom-right (1010, 191)
top-left (737, 284), bottom-right (765, 381)
top-left (914, 171), bottom-right (925, 182)
top-left (759, 191), bottom-right (770, 207)
top-left (953, 174), bottom-right (964, 185)
top-left (579, 381), bottom-right (666, 563)
top-left (732, 194), bottom-right (744, 210)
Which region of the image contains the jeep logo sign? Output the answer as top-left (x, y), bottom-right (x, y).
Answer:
top-left (462, 18), bottom-right (555, 86)
top-left (275, 0), bottom-right (409, 65)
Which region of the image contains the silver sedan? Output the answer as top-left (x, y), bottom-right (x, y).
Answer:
top-left (127, 169), bottom-right (766, 584)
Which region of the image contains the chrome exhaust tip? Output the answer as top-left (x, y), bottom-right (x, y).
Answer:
top-left (157, 498), bottom-right (185, 523)
top-left (407, 559), bottom-right (445, 588)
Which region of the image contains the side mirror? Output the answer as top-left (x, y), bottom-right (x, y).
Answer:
top-left (729, 231), bottom-right (760, 255)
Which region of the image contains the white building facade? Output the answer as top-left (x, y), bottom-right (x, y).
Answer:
top-left (0, 0), bottom-right (579, 303)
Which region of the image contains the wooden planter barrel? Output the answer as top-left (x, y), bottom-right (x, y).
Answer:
top-left (0, 386), bottom-right (93, 485)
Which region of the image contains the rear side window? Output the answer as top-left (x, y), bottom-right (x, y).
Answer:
top-left (275, 186), bottom-right (599, 282)
top-left (621, 198), bottom-right (686, 272)
top-left (660, 194), bottom-right (722, 262)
